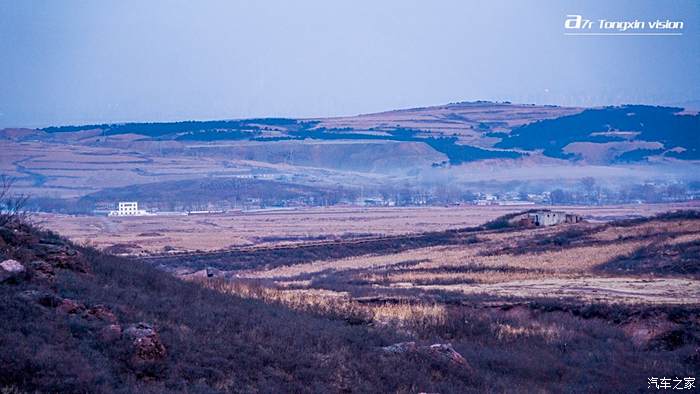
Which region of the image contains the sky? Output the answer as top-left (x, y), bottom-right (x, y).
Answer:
top-left (0, 0), bottom-right (698, 127)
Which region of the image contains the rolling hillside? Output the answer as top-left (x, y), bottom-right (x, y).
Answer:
top-left (8, 101), bottom-right (699, 165)
top-left (1, 101), bottom-right (698, 204)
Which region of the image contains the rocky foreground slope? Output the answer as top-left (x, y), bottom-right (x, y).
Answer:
top-left (0, 218), bottom-right (474, 393)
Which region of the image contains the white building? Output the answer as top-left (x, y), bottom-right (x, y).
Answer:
top-left (108, 201), bottom-right (149, 217)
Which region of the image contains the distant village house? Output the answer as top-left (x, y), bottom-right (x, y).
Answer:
top-left (508, 210), bottom-right (583, 227)
top-left (528, 211), bottom-right (582, 227)
top-left (108, 201), bottom-right (149, 217)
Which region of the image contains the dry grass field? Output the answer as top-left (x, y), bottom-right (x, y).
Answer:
top-left (33, 202), bottom-right (698, 253)
top-left (230, 211), bottom-right (700, 306)
top-left (126, 207), bottom-right (700, 337)
top-left (141, 209), bottom-right (699, 391)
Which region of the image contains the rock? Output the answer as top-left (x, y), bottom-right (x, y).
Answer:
top-left (57, 298), bottom-right (86, 315)
top-left (124, 323), bottom-right (167, 363)
top-left (124, 322), bottom-right (157, 339)
top-left (181, 269), bottom-right (209, 280)
top-left (381, 341), bottom-right (471, 369)
top-left (181, 267), bottom-right (222, 280)
top-left (1, 259), bottom-right (25, 272)
top-left (0, 259), bottom-right (26, 283)
top-left (52, 252), bottom-right (89, 273)
top-left (29, 259), bottom-right (55, 280)
top-left (425, 343), bottom-right (470, 367)
top-left (99, 324), bottom-right (122, 342)
top-left (36, 244), bottom-right (90, 273)
top-left (85, 305), bottom-right (118, 323)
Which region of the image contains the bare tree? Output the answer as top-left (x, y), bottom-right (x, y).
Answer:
top-left (0, 175), bottom-right (29, 226)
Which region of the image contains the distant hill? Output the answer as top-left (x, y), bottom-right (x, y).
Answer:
top-left (2, 101), bottom-right (698, 204)
top-left (32, 102), bottom-right (699, 165)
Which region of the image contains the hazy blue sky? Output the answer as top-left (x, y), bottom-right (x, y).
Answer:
top-left (1, 0), bottom-right (698, 127)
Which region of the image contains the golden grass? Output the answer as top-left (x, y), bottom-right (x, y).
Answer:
top-left (250, 235), bottom-right (645, 282)
top-left (372, 303), bottom-right (447, 327)
top-left (197, 277), bottom-right (448, 328)
top-left (383, 270), bottom-right (552, 285)
top-left (493, 321), bottom-right (565, 343)
top-left (479, 242), bottom-right (648, 273)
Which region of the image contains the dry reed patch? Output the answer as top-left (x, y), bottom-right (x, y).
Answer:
top-left (382, 270), bottom-right (549, 285)
top-left (195, 277), bottom-right (451, 330)
top-left (372, 303), bottom-right (447, 328)
top-left (493, 321), bottom-right (564, 343)
top-left (476, 240), bottom-right (650, 273)
top-left (275, 279), bottom-right (313, 288)
top-left (382, 238), bottom-right (646, 275)
top-left (199, 277), bottom-right (368, 318)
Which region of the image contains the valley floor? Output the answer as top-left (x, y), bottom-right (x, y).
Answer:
top-left (212, 210), bottom-right (700, 307)
top-left (35, 202), bottom-right (699, 254)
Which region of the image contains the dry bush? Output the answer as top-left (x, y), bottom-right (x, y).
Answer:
top-left (492, 321), bottom-right (565, 343)
top-left (0, 175), bottom-right (29, 226)
top-left (201, 277), bottom-right (372, 322)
